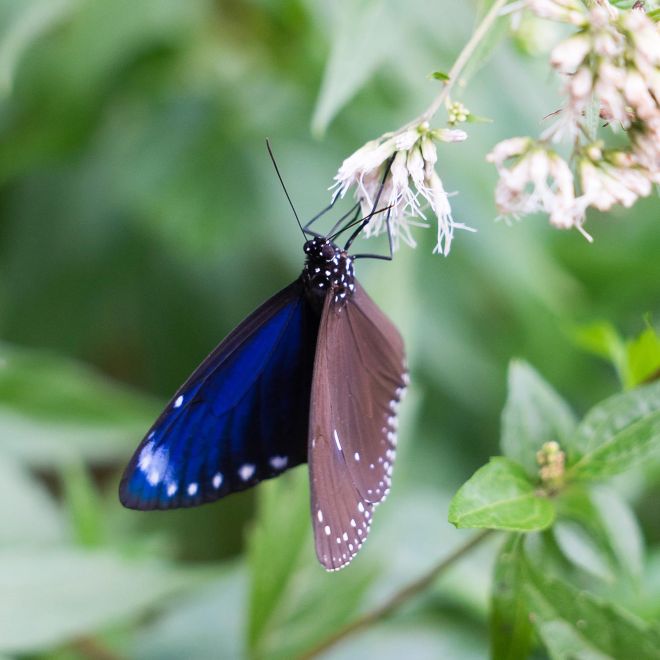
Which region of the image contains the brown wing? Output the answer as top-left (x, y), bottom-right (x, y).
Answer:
top-left (309, 281), bottom-right (407, 571)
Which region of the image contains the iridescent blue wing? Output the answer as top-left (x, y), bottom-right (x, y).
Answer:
top-left (119, 280), bottom-right (319, 510)
top-left (309, 282), bottom-right (407, 571)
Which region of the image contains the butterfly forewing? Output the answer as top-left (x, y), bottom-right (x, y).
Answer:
top-left (309, 282), bottom-right (407, 570)
top-left (120, 281), bottom-right (319, 510)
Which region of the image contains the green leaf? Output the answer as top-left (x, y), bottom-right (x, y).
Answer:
top-left (130, 566), bottom-right (246, 660)
top-left (556, 486), bottom-right (644, 583)
top-left (0, 454), bottom-right (67, 545)
top-left (567, 381), bottom-right (660, 480)
top-left (430, 70), bottom-right (450, 81)
top-left (535, 620), bottom-right (611, 660)
top-left (0, 548), bottom-right (208, 654)
top-left (0, 342), bottom-right (159, 467)
top-left (523, 553), bottom-right (660, 659)
top-left (265, 563), bottom-right (376, 660)
top-left (0, 0), bottom-right (76, 98)
top-left (449, 457), bottom-right (555, 531)
top-left (625, 326), bottom-right (660, 389)
top-left (570, 321), bottom-right (627, 385)
top-left (247, 468), bottom-right (310, 655)
top-left (501, 360), bottom-right (577, 477)
top-left (490, 534), bottom-right (533, 660)
top-left (570, 322), bottom-right (660, 390)
top-left (465, 113), bottom-right (493, 123)
top-left (60, 460), bottom-right (106, 547)
top-left (312, 0), bottom-right (396, 135)
top-left (590, 487), bottom-right (644, 581)
top-left (553, 520), bottom-right (614, 583)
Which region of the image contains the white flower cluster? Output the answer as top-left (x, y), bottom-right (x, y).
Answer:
top-left (333, 124), bottom-right (473, 255)
top-left (546, 2), bottom-right (660, 138)
top-left (490, 0), bottom-right (659, 236)
top-left (487, 137), bottom-right (590, 236)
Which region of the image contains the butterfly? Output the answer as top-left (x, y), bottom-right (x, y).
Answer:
top-left (119, 150), bottom-right (407, 571)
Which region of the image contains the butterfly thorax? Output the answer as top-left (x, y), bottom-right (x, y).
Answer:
top-left (302, 237), bottom-right (355, 310)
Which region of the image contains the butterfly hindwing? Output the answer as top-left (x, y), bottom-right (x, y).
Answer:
top-left (309, 282), bottom-right (407, 570)
top-left (119, 280), bottom-right (319, 510)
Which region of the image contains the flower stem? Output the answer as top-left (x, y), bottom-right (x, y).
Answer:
top-left (298, 529), bottom-right (494, 660)
top-left (417, 0), bottom-right (510, 125)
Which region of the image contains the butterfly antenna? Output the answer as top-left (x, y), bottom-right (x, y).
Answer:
top-left (329, 204), bottom-right (393, 242)
top-left (266, 139), bottom-right (305, 238)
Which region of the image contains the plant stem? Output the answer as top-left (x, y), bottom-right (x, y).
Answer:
top-left (402, 0), bottom-right (510, 130)
top-left (424, 0), bottom-right (509, 120)
top-left (298, 529), bottom-right (494, 660)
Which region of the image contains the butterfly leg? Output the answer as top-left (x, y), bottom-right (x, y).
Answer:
top-left (351, 208), bottom-right (394, 262)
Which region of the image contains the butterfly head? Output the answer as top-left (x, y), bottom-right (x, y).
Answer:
top-left (302, 237), bottom-right (355, 307)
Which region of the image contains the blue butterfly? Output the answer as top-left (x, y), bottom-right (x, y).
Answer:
top-left (120, 151), bottom-right (407, 571)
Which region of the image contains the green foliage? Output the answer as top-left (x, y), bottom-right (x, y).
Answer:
top-left (490, 535), bottom-right (533, 660)
top-left (501, 360), bottom-right (577, 476)
top-left (523, 550), bottom-right (660, 659)
top-left (311, 0), bottom-right (400, 136)
top-left (0, 342), bottom-right (159, 467)
top-left (247, 470), bottom-right (310, 654)
top-left (572, 322), bottom-right (660, 389)
top-left (0, 547), bottom-right (209, 654)
top-left (0, 455), bottom-right (68, 545)
top-left (450, 351), bottom-right (660, 658)
top-left (568, 381), bottom-right (660, 480)
top-left (449, 457), bottom-right (555, 531)
top-left (431, 70), bottom-right (451, 81)
top-left (556, 486), bottom-right (644, 582)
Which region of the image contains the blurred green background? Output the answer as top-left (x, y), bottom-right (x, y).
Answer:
top-left (1, 0), bottom-right (659, 658)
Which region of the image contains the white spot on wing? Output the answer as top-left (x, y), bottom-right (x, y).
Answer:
top-left (188, 482), bottom-right (198, 496)
top-left (139, 441), bottom-right (170, 487)
top-left (174, 395), bottom-right (184, 408)
top-left (354, 452), bottom-right (360, 462)
top-left (333, 429), bottom-right (342, 452)
top-left (138, 441), bottom-right (155, 472)
top-left (317, 510), bottom-right (324, 523)
top-left (239, 464), bottom-right (255, 481)
top-left (213, 473), bottom-right (223, 489)
top-left (324, 525), bottom-right (331, 536)
top-left (166, 482), bottom-right (177, 497)
top-left (269, 455), bottom-right (288, 470)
